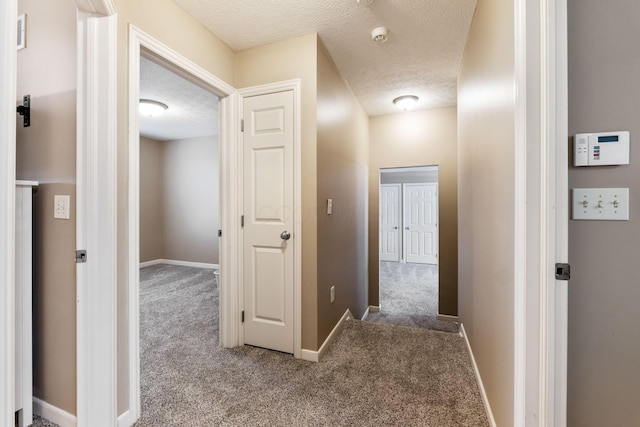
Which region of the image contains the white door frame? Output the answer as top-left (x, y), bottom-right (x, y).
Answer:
top-left (127, 25), bottom-right (236, 424)
top-left (75, 2), bottom-right (118, 425)
top-left (0, 0), bottom-right (18, 425)
top-left (238, 80), bottom-right (302, 358)
top-left (514, 0), bottom-right (568, 425)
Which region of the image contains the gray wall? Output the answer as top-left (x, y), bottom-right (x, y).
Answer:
top-left (567, 1), bottom-right (640, 425)
top-left (16, 0), bottom-right (77, 415)
top-left (139, 136), bottom-right (219, 265)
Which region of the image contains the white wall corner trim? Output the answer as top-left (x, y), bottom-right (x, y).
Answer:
top-left (460, 324), bottom-right (497, 427)
top-left (0, 0), bottom-right (17, 425)
top-left (117, 410), bottom-right (133, 427)
top-left (301, 309), bottom-right (353, 363)
top-left (33, 397), bottom-right (77, 427)
top-left (76, 10), bottom-right (118, 427)
top-left (361, 306), bottom-right (370, 320)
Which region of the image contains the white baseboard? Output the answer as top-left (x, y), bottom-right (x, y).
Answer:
top-left (459, 323), bottom-right (497, 427)
top-left (437, 313), bottom-right (459, 323)
top-left (301, 309), bottom-right (352, 363)
top-left (117, 409), bottom-right (135, 427)
top-left (368, 305), bottom-right (380, 313)
top-left (139, 259), bottom-right (219, 270)
top-left (33, 397), bottom-right (76, 427)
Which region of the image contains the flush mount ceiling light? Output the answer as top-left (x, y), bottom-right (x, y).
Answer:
top-left (371, 26), bottom-right (389, 43)
top-left (393, 95), bottom-right (419, 111)
top-left (139, 99), bottom-right (168, 117)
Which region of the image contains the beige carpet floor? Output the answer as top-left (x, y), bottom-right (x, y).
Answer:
top-left (29, 264), bottom-right (487, 426)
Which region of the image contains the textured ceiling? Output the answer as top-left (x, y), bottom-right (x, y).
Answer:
top-left (173, 0), bottom-right (477, 116)
top-left (139, 56), bottom-right (219, 141)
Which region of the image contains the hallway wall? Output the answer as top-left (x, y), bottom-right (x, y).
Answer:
top-left (567, 1), bottom-right (640, 424)
top-left (16, 0), bottom-right (77, 415)
top-left (457, 0), bottom-right (517, 424)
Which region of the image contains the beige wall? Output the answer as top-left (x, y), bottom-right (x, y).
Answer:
top-left (163, 136), bottom-right (219, 264)
top-left (567, 1), bottom-right (640, 424)
top-left (140, 137), bottom-right (163, 262)
top-left (140, 136), bottom-right (220, 265)
top-left (16, 0), bottom-right (77, 415)
top-left (316, 40), bottom-right (369, 345)
top-left (457, 0), bottom-right (516, 424)
top-left (236, 34), bottom-right (320, 350)
top-left (116, 0), bottom-right (236, 414)
top-left (368, 108), bottom-right (458, 316)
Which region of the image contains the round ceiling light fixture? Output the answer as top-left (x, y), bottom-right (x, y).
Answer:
top-left (393, 95), bottom-right (419, 111)
top-left (371, 26), bottom-right (388, 43)
top-left (139, 99), bottom-right (168, 117)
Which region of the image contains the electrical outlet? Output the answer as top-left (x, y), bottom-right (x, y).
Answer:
top-left (54, 195), bottom-right (70, 220)
top-left (330, 286), bottom-right (335, 304)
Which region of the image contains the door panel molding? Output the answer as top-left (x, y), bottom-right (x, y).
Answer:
top-left (238, 80), bottom-right (302, 358)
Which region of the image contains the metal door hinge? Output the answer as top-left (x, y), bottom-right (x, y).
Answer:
top-left (241, 215), bottom-right (244, 227)
top-left (76, 250), bottom-right (87, 263)
top-left (218, 229), bottom-right (222, 237)
top-left (555, 263), bottom-right (570, 281)
top-left (241, 119), bottom-right (244, 132)
top-left (241, 310), bottom-right (245, 323)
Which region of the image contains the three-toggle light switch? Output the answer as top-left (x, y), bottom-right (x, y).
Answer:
top-left (572, 188), bottom-right (629, 220)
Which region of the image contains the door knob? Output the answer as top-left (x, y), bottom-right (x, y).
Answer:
top-left (405, 227), bottom-right (410, 230)
top-left (280, 231), bottom-right (291, 240)
top-left (393, 226), bottom-right (398, 229)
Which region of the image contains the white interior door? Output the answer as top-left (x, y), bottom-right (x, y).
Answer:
top-left (379, 184), bottom-right (401, 262)
top-left (403, 183), bottom-right (438, 264)
top-left (243, 90), bottom-right (294, 354)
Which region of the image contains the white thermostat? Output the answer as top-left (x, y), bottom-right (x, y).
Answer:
top-left (574, 131), bottom-right (630, 166)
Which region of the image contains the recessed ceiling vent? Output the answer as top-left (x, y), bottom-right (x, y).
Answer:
top-left (371, 26), bottom-right (388, 43)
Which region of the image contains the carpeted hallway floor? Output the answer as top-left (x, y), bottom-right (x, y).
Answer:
top-left (30, 263), bottom-right (487, 426)
top-left (367, 261), bottom-right (459, 333)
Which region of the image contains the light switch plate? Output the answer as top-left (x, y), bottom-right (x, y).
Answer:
top-left (327, 198), bottom-right (333, 215)
top-left (572, 188), bottom-right (629, 220)
top-left (54, 195), bottom-right (70, 220)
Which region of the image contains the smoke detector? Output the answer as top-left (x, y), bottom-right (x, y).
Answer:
top-left (371, 26), bottom-right (388, 43)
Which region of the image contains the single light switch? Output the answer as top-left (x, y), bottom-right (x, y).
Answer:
top-left (572, 188), bottom-right (629, 220)
top-left (327, 198), bottom-right (333, 215)
top-left (54, 195), bottom-right (70, 220)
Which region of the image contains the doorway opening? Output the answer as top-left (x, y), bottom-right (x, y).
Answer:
top-left (136, 52), bottom-right (222, 420)
top-left (126, 26), bottom-right (236, 424)
top-left (369, 166), bottom-right (455, 332)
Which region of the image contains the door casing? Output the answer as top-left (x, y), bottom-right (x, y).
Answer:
top-left (126, 25), bottom-right (235, 425)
